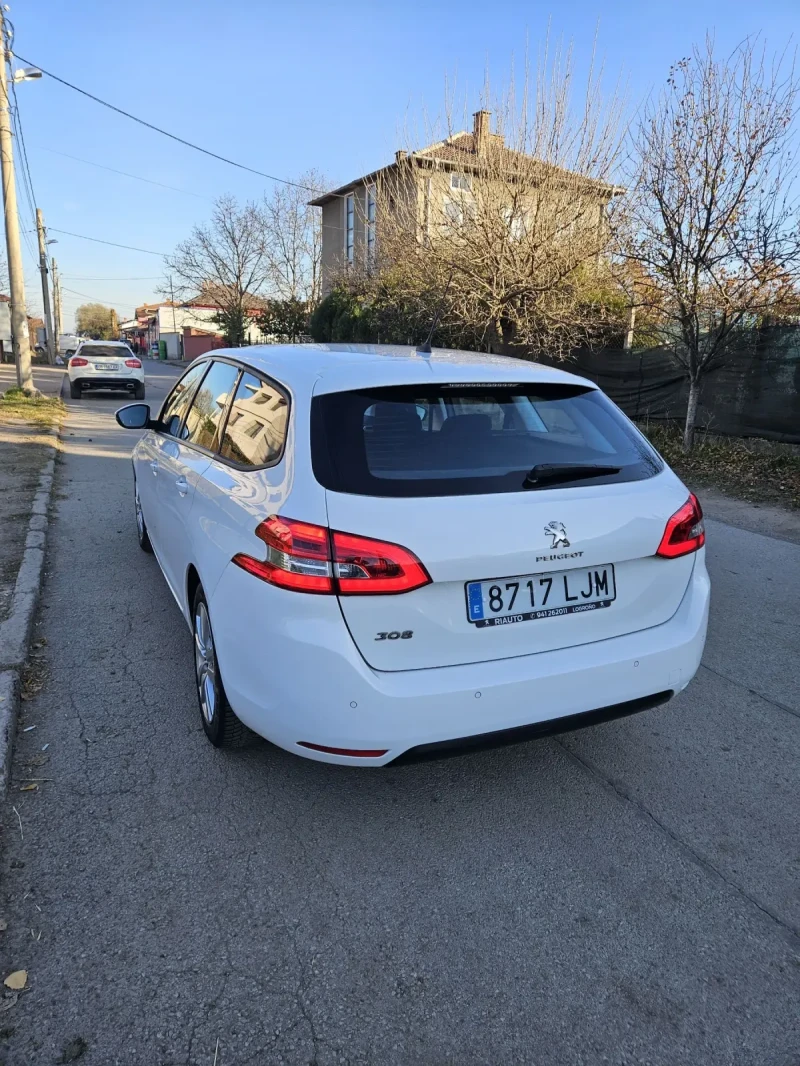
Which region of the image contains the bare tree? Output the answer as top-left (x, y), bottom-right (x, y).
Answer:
top-left (623, 38), bottom-right (800, 449)
top-left (261, 169), bottom-right (327, 307)
top-left (165, 196), bottom-right (270, 346)
top-left (336, 41), bottom-right (626, 357)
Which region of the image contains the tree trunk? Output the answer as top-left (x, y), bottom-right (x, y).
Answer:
top-left (683, 378), bottom-right (701, 452)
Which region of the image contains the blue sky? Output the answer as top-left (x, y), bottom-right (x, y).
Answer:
top-left (12, 0), bottom-right (799, 327)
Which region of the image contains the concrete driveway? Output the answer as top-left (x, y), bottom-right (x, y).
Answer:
top-left (2, 360), bottom-right (798, 1066)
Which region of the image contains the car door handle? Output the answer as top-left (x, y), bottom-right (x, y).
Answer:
top-left (149, 460), bottom-right (158, 475)
top-left (175, 476), bottom-right (189, 497)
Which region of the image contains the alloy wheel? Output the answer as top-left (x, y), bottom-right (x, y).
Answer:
top-left (194, 602), bottom-right (217, 725)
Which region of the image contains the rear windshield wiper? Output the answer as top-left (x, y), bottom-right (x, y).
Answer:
top-left (523, 463), bottom-right (621, 488)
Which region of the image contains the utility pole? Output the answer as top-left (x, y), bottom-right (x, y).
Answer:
top-left (169, 274), bottom-right (178, 359)
top-left (51, 257), bottom-right (62, 338)
top-left (0, 10), bottom-right (35, 391)
top-left (36, 208), bottom-right (55, 364)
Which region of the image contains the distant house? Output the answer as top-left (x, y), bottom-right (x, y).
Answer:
top-left (121, 296), bottom-right (268, 359)
top-left (310, 109), bottom-right (617, 296)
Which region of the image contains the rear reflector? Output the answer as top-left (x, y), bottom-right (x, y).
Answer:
top-left (232, 516), bottom-right (431, 595)
top-left (298, 742), bottom-right (388, 758)
top-left (69, 357), bottom-right (89, 367)
top-left (656, 493), bottom-right (705, 558)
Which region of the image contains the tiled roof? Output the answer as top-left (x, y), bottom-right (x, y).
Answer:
top-left (310, 129), bottom-right (616, 205)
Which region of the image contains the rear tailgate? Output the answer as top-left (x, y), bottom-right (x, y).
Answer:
top-left (326, 477), bottom-right (694, 671)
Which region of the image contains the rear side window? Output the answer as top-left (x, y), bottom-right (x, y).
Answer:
top-left (159, 363), bottom-right (208, 437)
top-left (181, 361), bottom-right (240, 451)
top-left (218, 371), bottom-right (289, 467)
top-left (312, 384), bottom-right (663, 497)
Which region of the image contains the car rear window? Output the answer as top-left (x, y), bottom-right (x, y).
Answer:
top-left (81, 345), bottom-right (129, 359)
top-left (311, 383), bottom-right (663, 497)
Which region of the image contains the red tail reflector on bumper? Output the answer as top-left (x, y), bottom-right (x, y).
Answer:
top-left (656, 493), bottom-right (705, 558)
top-left (298, 742), bottom-right (388, 758)
top-left (233, 516), bottom-right (431, 595)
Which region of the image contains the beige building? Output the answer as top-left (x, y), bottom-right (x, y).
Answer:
top-left (310, 110), bottom-right (615, 296)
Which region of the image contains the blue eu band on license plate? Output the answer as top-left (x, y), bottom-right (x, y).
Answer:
top-left (467, 582), bottom-right (485, 622)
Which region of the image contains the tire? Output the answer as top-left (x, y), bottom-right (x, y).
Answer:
top-left (133, 383), bottom-right (145, 400)
top-left (192, 585), bottom-right (249, 748)
top-left (134, 479), bottom-right (153, 554)
top-left (70, 381), bottom-right (81, 399)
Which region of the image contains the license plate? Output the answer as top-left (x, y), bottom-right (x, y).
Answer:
top-left (93, 362), bottom-right (119, 371)
top-left (466, 564), bottom-right (616, 628)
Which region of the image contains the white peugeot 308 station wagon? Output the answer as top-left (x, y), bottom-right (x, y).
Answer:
top-left (116, 345), bottom-right (709, 765)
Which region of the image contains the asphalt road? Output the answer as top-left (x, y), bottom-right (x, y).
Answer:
top-left (2, 361), bottom-right (798, 1066)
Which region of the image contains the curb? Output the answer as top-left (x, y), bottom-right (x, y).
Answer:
top-left (0, 378), bottom-right (64, 792)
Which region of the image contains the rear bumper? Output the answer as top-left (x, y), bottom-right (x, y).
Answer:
top-left (72, 377), bottom-right (139, 390)
top-left (393, 690), bottom-right (674, 764)
top-left (210, 553), bottom-right (709, 767)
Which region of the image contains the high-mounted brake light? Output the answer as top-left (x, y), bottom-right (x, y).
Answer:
top-left (69, 356), bottom-right (89, 367)
top-left (656, 494), bottom-right (705, 558)
top-left (232, 516), bottom-right (431, 595)
top-left (125, 358), bottom-right (142, 368)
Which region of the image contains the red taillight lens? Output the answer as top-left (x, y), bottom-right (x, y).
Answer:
top-left (332, 530), bottom-right (431, 594)
top-left (125, 358), bottom-right (142, 368)
top-left (656, 494), bottom-right (705, 558)
top-left (233, 516), bottom-right (333, 593)
top-left (232, 516), bottom-right (431, 595)
top-left (69, 357), bottom-right (89, 367)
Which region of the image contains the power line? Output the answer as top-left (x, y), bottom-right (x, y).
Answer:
top-left (39, 146), bottom-right (208, 199)
top-left (15, 53), bottom-right (318, 193)
top-left (61, 285), bottom-right (133, 307)
top-left (62, 275), bottom-right (162, 281)
top-left (45, 228), bottom-right (166, 256)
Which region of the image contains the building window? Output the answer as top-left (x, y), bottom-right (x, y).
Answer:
top-left (443, 196), bottom-right (477, 229)
top-left (345, 194), bottom-right (354, 265)
top-left (450, 173), bottom-right (472, 191)
top-left (366, 185), bottom-right (376, 261)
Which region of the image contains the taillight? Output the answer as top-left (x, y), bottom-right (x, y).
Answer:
top-left (656, 494), bottom-right (705, 558)
top-left (69, 356), bottom-right (89, 367)
top-left (332, 530), bottom-right (431, 594)
top-left (125, 358), bottom-right (142, 368)
top-left (233, 516), bottom-right (333, 593)
top-left (232, 516), bottom-right (431, 595)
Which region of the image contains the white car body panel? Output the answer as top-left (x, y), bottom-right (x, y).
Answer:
top-left (126, 344), bottom-right (710, 764)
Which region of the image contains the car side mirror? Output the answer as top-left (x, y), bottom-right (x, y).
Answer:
top-left (115, 403), bottom-right (153, 430)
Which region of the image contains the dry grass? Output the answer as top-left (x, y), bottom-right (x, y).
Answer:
top-left (641, 422), bottom-right (800, 509)
top-left (0, 388), bottom-right (66, 427)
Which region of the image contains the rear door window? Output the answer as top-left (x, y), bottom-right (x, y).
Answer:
top-left (159, 362), bottom-right (208, 437)
top-left (181, 360), bottom-right (241, 451)
top-left (218, 371), bottom-right (289, 467)
top-left (312, 383), bottom-right (663, 497)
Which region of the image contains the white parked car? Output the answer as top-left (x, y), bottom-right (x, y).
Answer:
top-left (69, 340), bottom-right (144, 400)
top-left (115, 345), bottom-right (709, 765)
